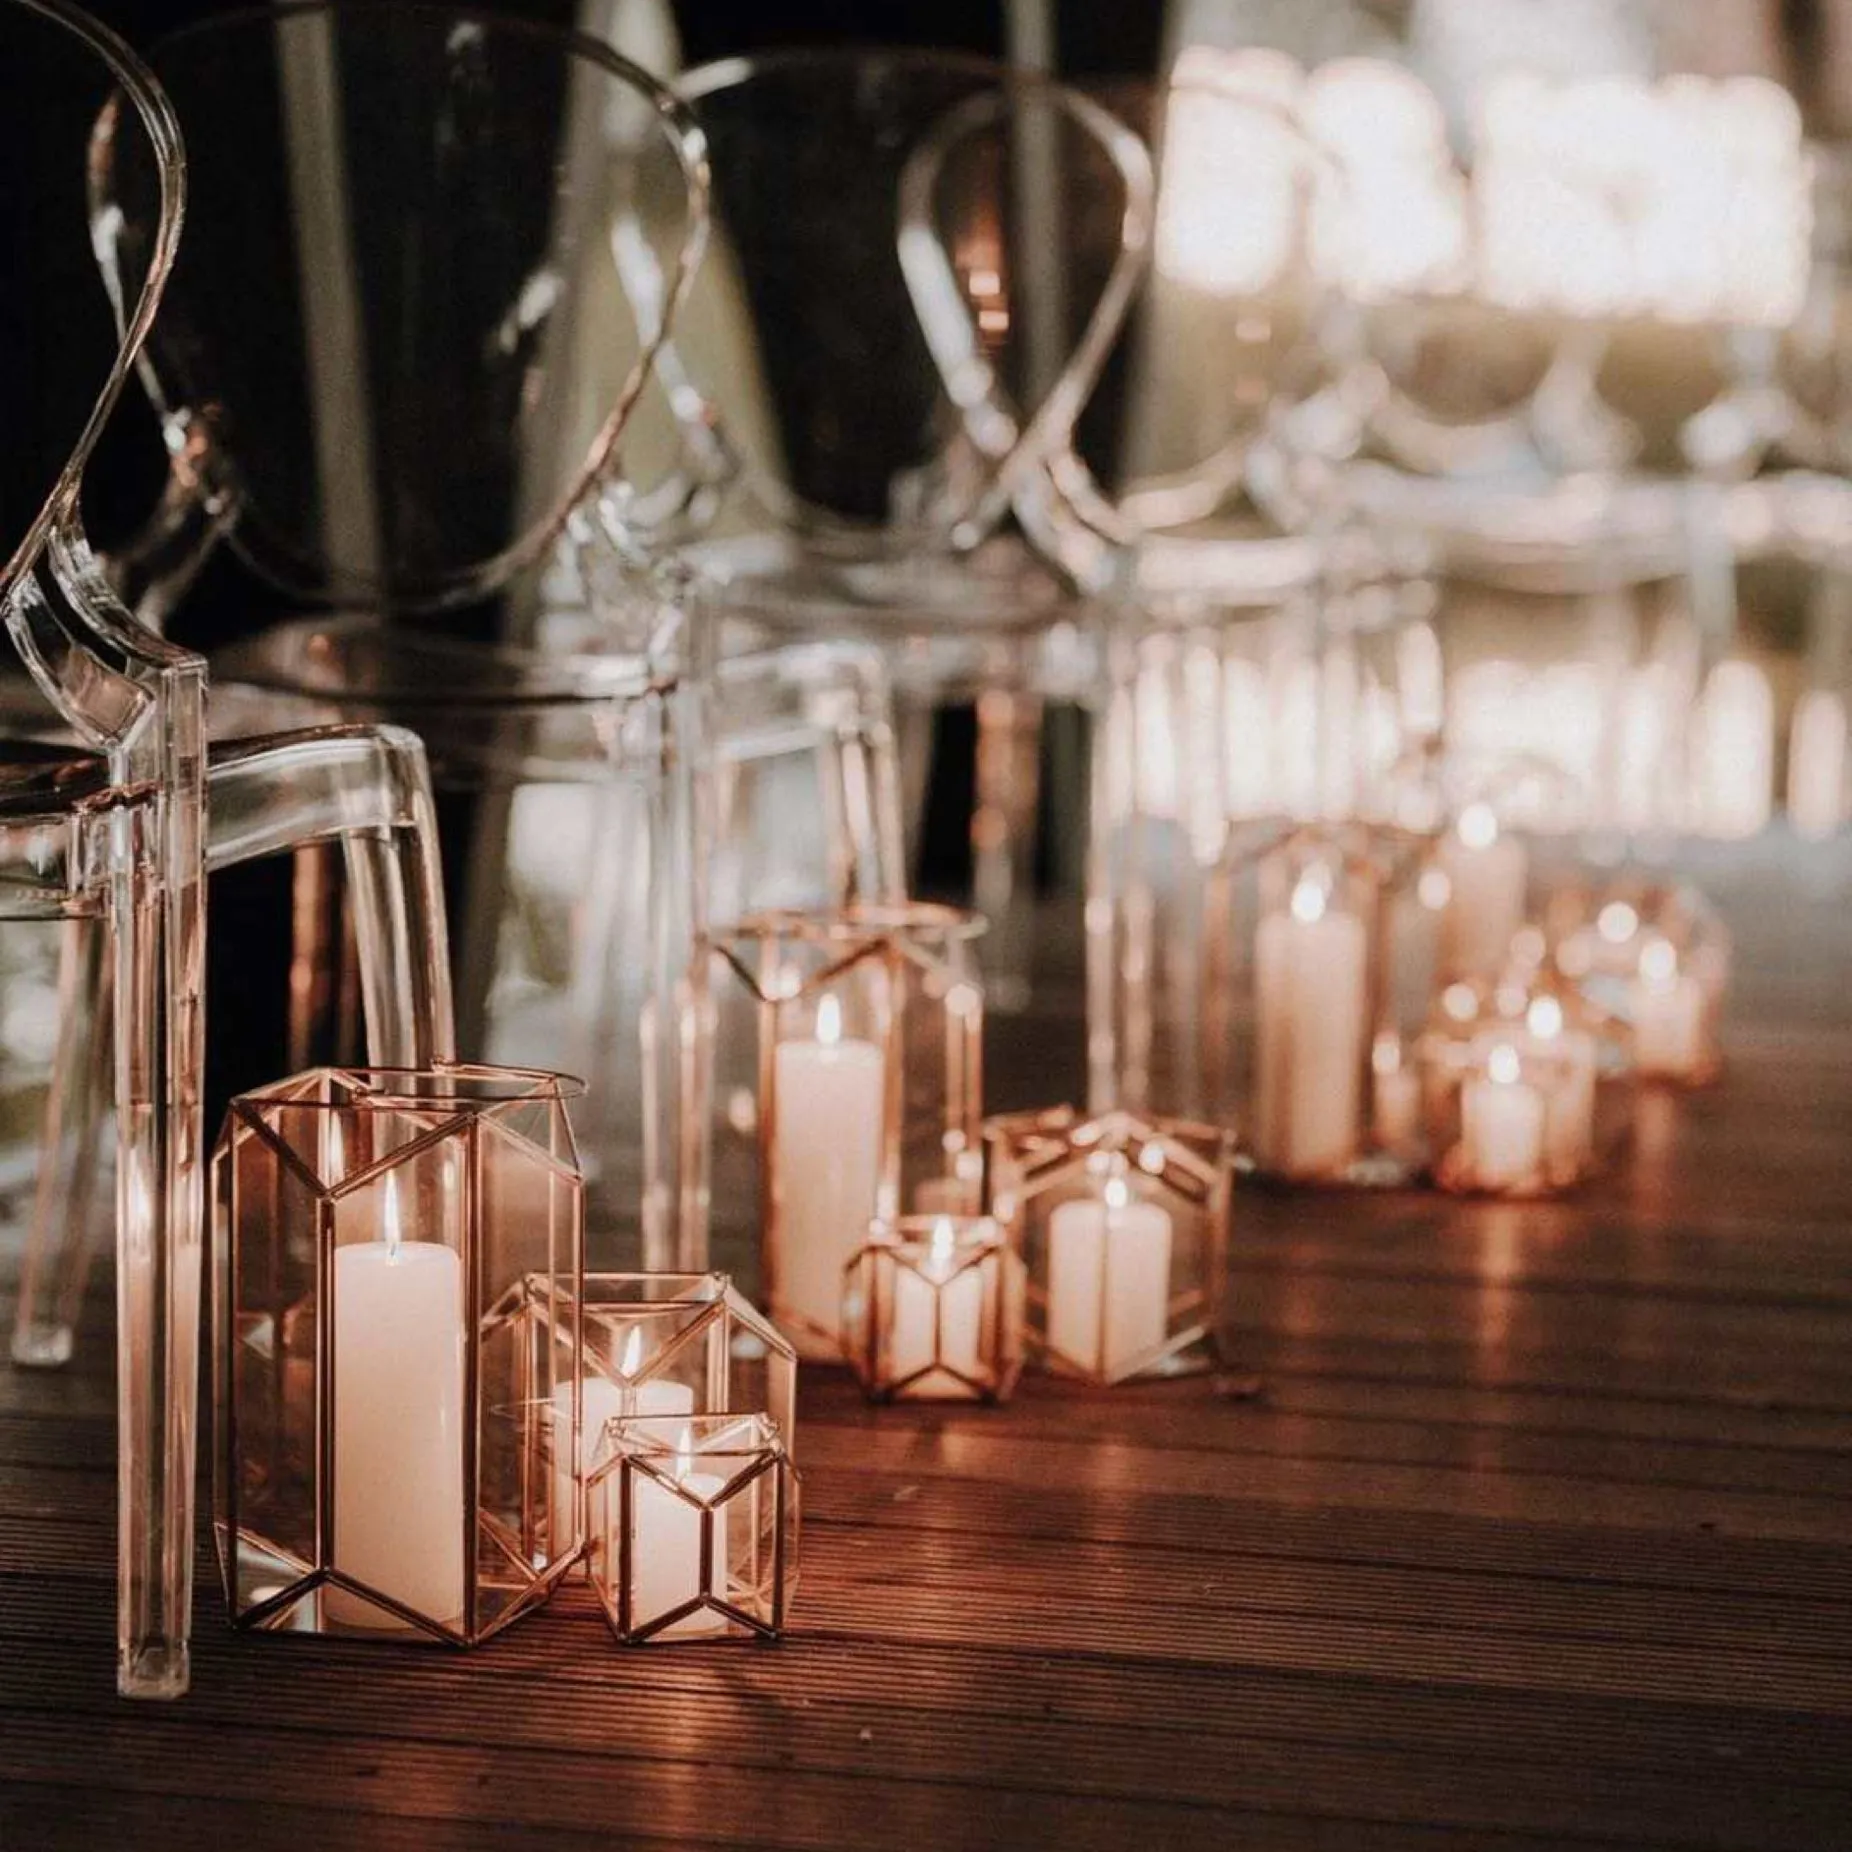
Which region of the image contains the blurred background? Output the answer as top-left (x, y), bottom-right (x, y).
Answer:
top-left (18, 0), bottom-right (1852, 1121)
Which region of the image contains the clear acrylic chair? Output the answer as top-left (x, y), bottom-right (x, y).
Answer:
top-left (1, 0), bottom-right (454, 1698)
top-left (85, 4), bottom-right (908, 1271)
top-left (626, 49), bottom-right (1153, 998)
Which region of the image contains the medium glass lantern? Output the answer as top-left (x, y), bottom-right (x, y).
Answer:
top-left (211, 1065), bottom-right (584, 1643)
top-left (540, 1272), bottom-right (800, 1564)
top-left (698, 905), bottom-right (985, 1356)
top-left (985, 1107), bottom-right (1231, 1385)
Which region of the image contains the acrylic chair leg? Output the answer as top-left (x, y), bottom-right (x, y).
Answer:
top-left (111, 797), bottom-right (205, 1700)
top-left (10, 919), bottom-right (112, 1369)
top-left (971, 686), bottom-right (1043, 1013)
top-left (336, 732), bottom-right (456, 1067)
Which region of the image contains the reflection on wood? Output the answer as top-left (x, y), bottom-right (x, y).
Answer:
top-left (2, 837), bottom-right (1850, 1847)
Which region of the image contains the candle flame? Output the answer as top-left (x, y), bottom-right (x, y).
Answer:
top-left (1639, 936), bottom-right (1679, 987)
top-left (1103, 1176), bottom-right (1131, 1213)
top-left (1488, 1043), bottom-right (1522, 1087)
top-left (619, 1326), bottom-right (643, 1380)
top-left (1526, 996), bottom-right (1564, 1041)
top-left (816, 993), bottom-right (843, 1048)
top-left (1371, 1032), bottom-right (1403, 1077)
top-left (1290, 875), bottom-right (1328, 924)
top-left (674, 1423), bottom-right (695, 1486)
top-left (382, 1173), bottom-right (403, 1259)
top-left (1598, 902), bottom-right (1639, 946)
top-left (1458, 803), bottom-right (1499, 851)
top-left (1417, 867), bottom-right (1452, 911)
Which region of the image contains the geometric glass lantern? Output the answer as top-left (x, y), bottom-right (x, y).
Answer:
top-left (586, 1412), bottom-right (799, 1643)
top-left (985, 1106), bottom-right (1232, 1384)
top-left (699, 904), bottom-right (985, 1357)
top-left (842, 1214), bottom-right (1025, 1402)
top-left (1548, 877), bottom-right (1729, 1086)
top-left (210, 1064), bottom-right (583, 1643)
top-left (541, 1272), bottom-right (799, 1564)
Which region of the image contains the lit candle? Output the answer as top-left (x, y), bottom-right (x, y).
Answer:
top-left (1438, 804), bottom-right (1528, 981)
top-left (1370, 1032), bottom-right (1425, 1157)
top-left (1254, 872), bottom-right (1369, 1177)
top-left (1461, 1042), bottom-right (1547, 1192)
top-left (1632, 936), bottom-right (1707, 1080)
top-left (771, 994), bottom-right (884, 1356)
top-left (1523, 995), bottom-right (1597, 1184)
top-left (328, 1176), bottom-right (466, 1629)
top-left (1045, 1178), bottom-right (1172, 1377)
top-left (887, 1218), bottom-right (986, 1388)
top-left (550, 1327), bottom-right (695, 1558)
top-left (627, 1426), bottom-right (727, 1639)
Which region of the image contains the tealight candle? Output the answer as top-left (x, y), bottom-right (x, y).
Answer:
top-left (1438, 804), bottom-right (1528, 981)
top-left (887, 1218), bottom-right (986, 1385)
top-left (1461, 1042), bottom-right (1546, 1191)
top-left (1632, 936), bottom-right (1707, 1080)
top-left (628, 1428), bottom-right (727, 1639)
top-left (328, 1178), bottom-right (466, 1628)
top-left (771, 994), bottom-right (884, 1353)
top-left (1046, 1178), bottom-right (1172, 1376)
top-left (550, 1327), bottom-right (695, 1556)
top-left (1254, 872), bottom-right (1368, 1177)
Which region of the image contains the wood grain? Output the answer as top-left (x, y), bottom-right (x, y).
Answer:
top-left (2, 838), bottom-right (1850, 1849)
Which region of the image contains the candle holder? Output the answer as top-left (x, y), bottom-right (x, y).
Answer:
top-left (698, 904), bottom-right (985, 1358)
top-left (1416, 961), bottom-right (1625, 1194)
top-left (537, 1272), bottom-right (800, 1567)
top-left (1089, 531), bottom-right (1434, 1141)
top-left (985, 1107), bottom-right (1232, 1385)
top-left (841, 1215), bottom-right (1025, 1403)
top-left (211, 1064), bottom-right (584, 1644)
top-left (1548, 879), bottom-right (1729, 1085)
top-left (587, 1412), bottom-right (799, 1643)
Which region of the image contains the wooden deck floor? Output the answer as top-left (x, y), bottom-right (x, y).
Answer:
top-left (2, 833), bottom-right (1849, 1850)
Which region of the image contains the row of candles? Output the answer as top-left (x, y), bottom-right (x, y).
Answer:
top-left (1235, 805), bottom-right (1724, 1199)
top-left (214, 821), bottom-right (1729, 1655)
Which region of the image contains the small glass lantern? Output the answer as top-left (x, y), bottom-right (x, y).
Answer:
top-left (986, 1107), bottom-right (1232, 1385)
top-left (842, 1215), bottom-right (1025, 1403)
top-left (587, 1412), bottom-right (799, 1643)
top-left (541, 1272), bottom-right (799, 1564)
top-left (211, 1064), bottom-right (583, 1644)
top-left (1417, 956), bottom-right (1624, 1195)
top-left (700, 905), bottom-right (985, 1358)
top-left (1549, 879), bottom-right (1729, 1085)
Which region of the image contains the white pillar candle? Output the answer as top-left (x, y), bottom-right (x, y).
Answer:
top-left (328, 1179), bottom-right (466, 1629)
top-left (771, 994), bottom-right (885, 1356)
top-left (1370, 1034), bottom-right (1424, 1156)
top-left (887, 1219), bottom-right (986, 1387)
top-left (1254, 874), bottom-right (1368, 1177)
top-left (1461, 1043), bottom-right (1547, 1191)
top-left (628, 1435), bottom-right (727, 1639)
top-left (1046, 1180), bottom-right (1172, 1377)
top-left (1632, 938), bottom-right (1707, 1079)
top-left (1438, 805), bottom-right (1528, 981)
top-left (549, 1328), bottom-right (696, 1557)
